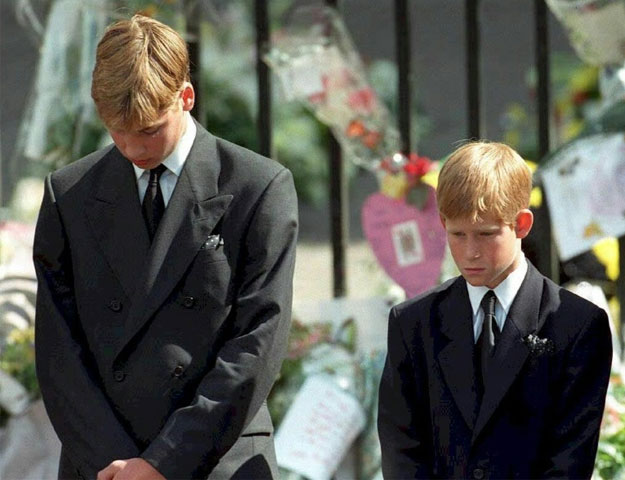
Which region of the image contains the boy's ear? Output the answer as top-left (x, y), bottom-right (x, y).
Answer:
top-left (439, 214), bottom-right (447, 229)
top-left (514, 209), bottom-right (534, 239)
top-left (181, 82), bottom-right (195, 111)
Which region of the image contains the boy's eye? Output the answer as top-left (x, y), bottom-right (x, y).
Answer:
top-left (451, 232), bottom-right (465, 237)
top-left (480, 232), bottom-right (494, 236)
top-left (142, 126), bottom-right (161, 135)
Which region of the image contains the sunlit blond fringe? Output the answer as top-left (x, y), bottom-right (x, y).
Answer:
top-left (91, 14), bottom-right (190, 131)
top-left (436, 141), bottom-right (532, 224)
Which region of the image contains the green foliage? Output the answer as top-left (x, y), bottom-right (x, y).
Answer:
top-left (0, 327), bottom-right (39, 402)
top-left (273, 105), bottom-right (330, 205)
top-left (596, 428), bottom-right (625, 479)
top-left (595, 374), bottom-right (625, 479)
top-left (501, 53), bottom-right (600, 162)
top-left (202, 75), bottom-right (258, 152)
top-left (367, 60), bottom-right (431, 151)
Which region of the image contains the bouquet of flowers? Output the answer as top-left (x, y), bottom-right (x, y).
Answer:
top-left (269, 318), bottom-right (385, 480)
top-left (264, 6), bottom-right (400, 172)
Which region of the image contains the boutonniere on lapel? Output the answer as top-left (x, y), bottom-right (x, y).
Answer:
top-left (201, 234), bottom-right (224, 250)
top-left (522, 333), bottom-right (555, 357)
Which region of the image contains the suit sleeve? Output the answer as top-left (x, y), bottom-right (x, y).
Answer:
top-left (33, 174), bottom-right (141, 478)
top-left (541, 306), bottom-right (612, 479)
top-left (141, 168), bottom-right (298, 479)
top-left (378, 307), bottom-right (433, 479)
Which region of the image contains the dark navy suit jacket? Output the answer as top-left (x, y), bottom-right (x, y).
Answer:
top-left (378, 262), bottom-right (612, 479)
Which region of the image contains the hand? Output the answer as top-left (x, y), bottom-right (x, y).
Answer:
top-left (97, 458), bottom-right (166, 480)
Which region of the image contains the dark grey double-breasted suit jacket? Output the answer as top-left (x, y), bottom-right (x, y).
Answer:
top-left (33, 121), bottom-right (298, 479)
top-left (378, 262), bottom-right (612, 479)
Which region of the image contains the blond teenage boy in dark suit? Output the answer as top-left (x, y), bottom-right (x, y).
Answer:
top-left (34, 15), bottom-right (297, 480)
top-left (378, 141), bottom-right (612, 479)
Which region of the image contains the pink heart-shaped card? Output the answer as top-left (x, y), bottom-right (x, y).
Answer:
top-left (361, 186), bottom-right (447, 298)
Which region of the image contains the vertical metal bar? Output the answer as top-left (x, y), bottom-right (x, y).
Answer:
top-left (466, 0), bottom-right (480, 139)
top-left (186, 1), bottom-right (201, 124)
top-left (255, 0), bottom-right (272, 157)
top-left (326, 0), bottom-right (347, 298)
top-left (395, 0), bottom-right (411, 154)
top-left (535, 0), bottom-right (550, 160)
top-left (329, 134), bottom-right (347, 298)
top-left (533, 0), bottom-right (559, 283)
top-left (617, 240), bottom-right (625, 359)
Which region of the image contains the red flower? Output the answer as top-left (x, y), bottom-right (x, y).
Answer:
top-left (380, 156), bottom-right (394, 173)
top-left (403, 153), bottom-right (432, 179)
top-left (572, 91), bottom-right (588, 106)
top-left (362, 131), bottom-right (381, 149)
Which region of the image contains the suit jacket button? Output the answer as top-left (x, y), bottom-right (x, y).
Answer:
top-left (173, 365), bottom-right (184, 377)
top-left (182, 296), bottom-right (195, 308)
top-left (472, 468), bottom-right (485, 479)
top-left (114, 370), bottom-right (126, 382)
top-left (108, 299), bottom-right (122, 312)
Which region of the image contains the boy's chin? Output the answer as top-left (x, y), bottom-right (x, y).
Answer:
top-left (463, 274), bottom-right (501, 289)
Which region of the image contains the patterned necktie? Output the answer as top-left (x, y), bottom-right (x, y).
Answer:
top-left (141, 164), bottom-right (167, 241)
top-left (477, 290), bottom-right (500, 387)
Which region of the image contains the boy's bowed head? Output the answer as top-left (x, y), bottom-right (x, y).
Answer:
top-left (91, 14), bottom-right (190, 132)
top-left (91, 14), bottom-right (195, 172)
top-left (436, 141), bottom-right (534, 289)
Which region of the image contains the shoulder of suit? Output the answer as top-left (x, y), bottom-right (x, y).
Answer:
top-left (534, 268), bottom-right (608, 334)
top-left (211, 133), bottom-right (287, 180)
top-left (391, 276), bottom-right (461, 323)
top-left (48, 143), bottom-right (116, 196)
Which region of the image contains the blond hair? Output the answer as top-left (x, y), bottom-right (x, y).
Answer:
top-left (91, 14), bottom-right (190, 131)
top-left (436, 141), bottom-right (532, 224)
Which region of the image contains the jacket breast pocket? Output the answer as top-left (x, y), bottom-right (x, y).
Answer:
top-left (180, 247), bottom-right (233, 308)
top-left (197, 242), bottom-right (229, 265)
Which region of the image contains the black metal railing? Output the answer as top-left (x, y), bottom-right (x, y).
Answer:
top-left (244, 0), bottom-right (624, 352)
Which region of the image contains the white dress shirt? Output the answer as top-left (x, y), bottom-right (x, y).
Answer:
top-left (466, 254), bottom-right (528, 343)
top-left (133, 112), bottom-right (197, 206)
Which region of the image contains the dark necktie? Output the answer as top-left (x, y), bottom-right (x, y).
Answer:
top-left (141, 164), bottom-right (167, 241)
top-left (477, 290), bottom-right (500, 389)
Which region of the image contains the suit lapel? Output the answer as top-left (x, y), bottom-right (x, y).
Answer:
top-left (437, 277), bottom-right (479, 431)
top-left (472, 262), bottom-right (546, 443)
top-left (85, 149), bottom-right (150, 298)
top-left (114, 126), bottom-right (233, 360)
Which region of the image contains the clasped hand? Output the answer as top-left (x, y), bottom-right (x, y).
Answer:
top-left (97, 458), bottom-right (166, 480)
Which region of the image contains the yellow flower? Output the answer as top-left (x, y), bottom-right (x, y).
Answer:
top-left (593, 237), bottom-right (619, 281)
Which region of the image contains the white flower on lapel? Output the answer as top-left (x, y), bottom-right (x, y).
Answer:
top-left (522, 333), bottom-right (555, 356)
top-left (202, 234), bottom-right (223, 250)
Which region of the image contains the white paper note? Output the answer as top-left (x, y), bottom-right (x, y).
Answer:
top-left (275, 374), bottom-right (366, 480)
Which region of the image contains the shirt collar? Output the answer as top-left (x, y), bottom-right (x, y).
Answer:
top-left (466, 253), bottom-right (528, 316)
top-left (133, 112), bottom-right (197, 180)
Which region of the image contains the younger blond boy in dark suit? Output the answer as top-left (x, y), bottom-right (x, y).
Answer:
top-left (378, 141), bottom-right (612, 479)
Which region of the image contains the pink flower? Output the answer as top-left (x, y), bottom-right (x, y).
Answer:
top-left (348, 88), bottom-right (377, 112)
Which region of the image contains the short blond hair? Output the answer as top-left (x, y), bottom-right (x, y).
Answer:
top-left (436, 141), bottom-right (532, 224)
top-left (91, 14), bottom-right (190, 131)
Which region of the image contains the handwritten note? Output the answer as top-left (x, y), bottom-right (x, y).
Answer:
top-left (541, 133), bottom-right (625, 260)
top-left (275, 374), bottom-right (366, 480)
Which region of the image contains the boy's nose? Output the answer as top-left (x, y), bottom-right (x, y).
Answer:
top-left (124, 140), bottom-right (146, 159)
top-left (466, 241), bottom-right (481, 259)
